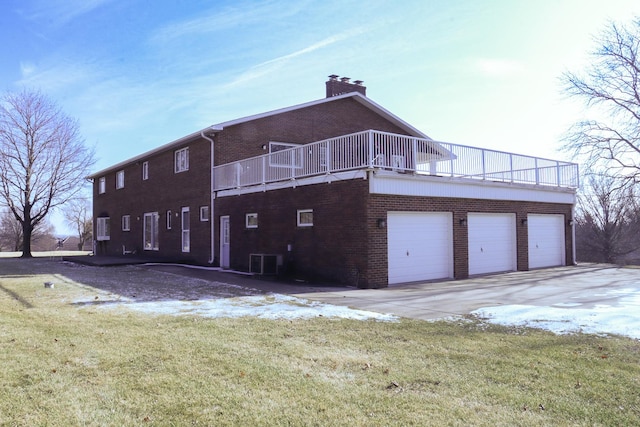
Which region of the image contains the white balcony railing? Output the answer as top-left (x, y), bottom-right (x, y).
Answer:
top-left (213, 130), bottom-right (579, 191)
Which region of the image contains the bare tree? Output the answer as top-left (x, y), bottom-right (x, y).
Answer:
top-left (64, 198), bottom-right (93, 250)
top-left (562, 18), bottom-right (640, 187)
top-left (575, 175), bottom-right (640, 263)
top-left (0, 89), bottom-right (95, 257)
top-left (0, 210), bottom-right (55, 252)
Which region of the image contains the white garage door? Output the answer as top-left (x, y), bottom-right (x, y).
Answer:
top-left (387, 212), bottom-right (453, 285)
top-left (468, 213), bottom-right (516, 275)
top-left (528, 214), bottom-right (566, 269)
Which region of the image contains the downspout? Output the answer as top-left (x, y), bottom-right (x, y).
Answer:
top-left (201, 127), bottom-right (223, 264)
top-left (571, 203), bottom-right (577, 265)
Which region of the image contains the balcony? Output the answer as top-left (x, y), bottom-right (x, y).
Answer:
top-left (213, 130), bottom-right (579, 192)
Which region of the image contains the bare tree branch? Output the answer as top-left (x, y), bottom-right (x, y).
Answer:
top-left (0, 89), bottom-right (95, 257)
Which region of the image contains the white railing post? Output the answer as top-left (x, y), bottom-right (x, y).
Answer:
top-left (509, 153), bottom-right (514, 183)
top-left (262, 156), bottom-right (266, 184)
top-left (368, 130), bottom-right (375, 168)
top-left (412, 138), bottom-right (417, 171)
top-left (556, 161), bottom-right (561, 186)
top-left (481, 149), bottom-right (486, 180)
top-left (450, 144), bottom-right (455, 177)
top-left (535, 158), bottom-right (539, 185)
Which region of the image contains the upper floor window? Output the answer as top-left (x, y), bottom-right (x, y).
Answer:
top-left (166, 210), bottom-right (172, 230)
top-left (98, 177), bottom-right (106, 194)
top-left (269, 142), bottom-right (302, 168)
top-left (142, 161), bottom-right (149, 180)
top-left (116, 170), bottom-right (125, 189)
top-left (175, 147), bottom-right (189, 173)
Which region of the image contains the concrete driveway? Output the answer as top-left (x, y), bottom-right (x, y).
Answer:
top-left (289, 264), bottom-right (640, 320)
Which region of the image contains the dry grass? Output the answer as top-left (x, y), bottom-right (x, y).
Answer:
top-left (0, 257), bottom-right (639, 426)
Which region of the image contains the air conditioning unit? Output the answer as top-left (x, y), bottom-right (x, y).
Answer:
top-left (249, 254), bottom-right (283, 275)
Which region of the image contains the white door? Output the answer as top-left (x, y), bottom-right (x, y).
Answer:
top-left (468, 213), bottom-right (516, 275)
top-left (220, 216), bottom-right (230, 269)
top-left (387, 212), bottom-right (453, 285)
top-left (528, 214), bottom-right (565, 269)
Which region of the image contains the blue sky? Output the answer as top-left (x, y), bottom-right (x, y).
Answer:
top-left (2, 0), bottom-right (640, 232)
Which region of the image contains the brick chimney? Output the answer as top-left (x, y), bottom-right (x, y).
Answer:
top-left (326, 74), bottom-right (366, 97)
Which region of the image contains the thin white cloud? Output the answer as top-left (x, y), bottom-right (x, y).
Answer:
top-left (224, 27), bottom-right (367, 89)
top-left (474, 58), bottom-right (524, 76)
top-left (150, 0), bottom-right (310, 44)
top-left (20, 0), bottom-right (112, 27)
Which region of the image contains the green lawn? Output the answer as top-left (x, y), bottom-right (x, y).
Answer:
top-left (1, 258), bottom-right (639, 426)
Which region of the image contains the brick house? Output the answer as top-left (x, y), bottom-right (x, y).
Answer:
top-left (89, 76), bottom-right (579, 288)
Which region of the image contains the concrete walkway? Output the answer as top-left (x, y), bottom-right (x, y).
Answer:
top-left (289, 264), bottom-right (640, 320)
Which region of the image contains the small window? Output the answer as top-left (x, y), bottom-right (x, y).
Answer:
top-left (142, 161), bottom-right (149, 180)
top-left (122, 215), bottom-right (131, 231)
top-left (297, 209), bottom-right (313, 227)
top-left (200, 206), bottom-right (209, 221)
top-left (246, 213), bottom-right (258, 229)
top-left (116, 170), bottom-right (125, 189)
top-left (175, 147), bottom-right (189, 173)
top-left (269, 142), bottom-right (303, 168)
top-left (96, 217), bottom-right (110, 241)
top-left (98, 177), bottom-right (106, 194)
top-left (167, 210), bottom-right (172, 230)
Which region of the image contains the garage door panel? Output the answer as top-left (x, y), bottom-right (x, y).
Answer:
top-left (387, 212), bottom-right (453, 284)
top-left (528, 214), bottom-right (565, 269)
top-left (468, 213), bottom-right (516, 275)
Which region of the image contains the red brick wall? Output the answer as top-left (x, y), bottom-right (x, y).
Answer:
top-left (215, 179), bottom-right (369, 285)
top-left (366, 194), bottom-right (573, 288)
top-left (93, 139), bottom-right (213, 263)
top-left (215, 97), bottom-right (411, 165)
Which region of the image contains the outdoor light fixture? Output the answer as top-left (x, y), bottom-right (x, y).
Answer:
top-left (459, 218), bottom-right (467, 226)
top-left (568, 219), bottom-right (575, 226)
top-left (521, 218), bottom-right (528, 226)
top-left (377, 218), bottom-right (387, 229)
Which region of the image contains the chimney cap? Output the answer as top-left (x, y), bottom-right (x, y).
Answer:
top-left (328, 74), bottom-right (339, 80)
top-left (340, 77), bottom-right (351, 83)
top-left (354, 80), bottom-right (364, 85)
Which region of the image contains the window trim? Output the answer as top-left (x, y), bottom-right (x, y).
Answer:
top-left (175, 147), bottom-right (189, 173)
top-left (116, 170), bottom-right (125, 189)
top-left (96, 217), bottom-right (110, 241)
top-left (246, 213), bottom-right (258, 229)
top-left (122, 215), bottom-right (131, 232)
top-left (200, 206), bottom-right (209, 222)
top-left (297, 209), bottom-right (314, 227)
top-left (143, 212), bottom-right (160, 251)
top-left (142, 161), bottom-right (149, 180)
top-left (181, 207), bottom-right (190, 253)
top-left (98, 177), bottom-right (106, 194)
top-left (269, 141), bottom-right (303, 169)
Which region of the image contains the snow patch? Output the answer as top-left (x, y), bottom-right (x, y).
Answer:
top-left (100, 293), bottom-right (399, 322)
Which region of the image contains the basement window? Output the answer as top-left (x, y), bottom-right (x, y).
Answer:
top-left (297, 209), bottom-right (313, 227)
top-left (96, 217), bottom-right (110, 241)
top-left (200, 206), bottom-right (209, 221)
top-left (246, 213), bottom-right (258, 229)
top-left (122, 215), bottom-right (130, 231)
